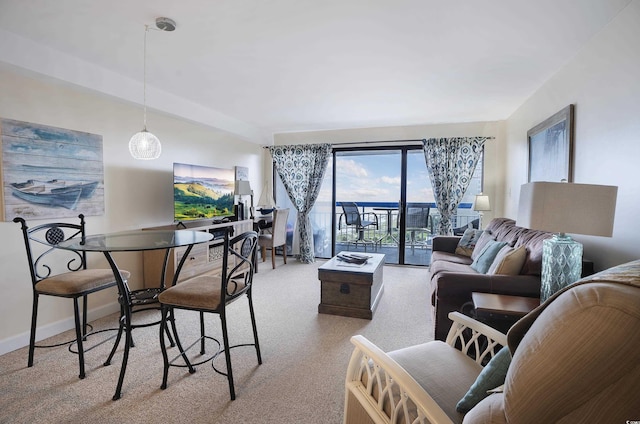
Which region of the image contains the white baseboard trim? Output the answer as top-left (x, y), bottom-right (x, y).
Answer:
top-left (0, 301), bottom-right (120, 356)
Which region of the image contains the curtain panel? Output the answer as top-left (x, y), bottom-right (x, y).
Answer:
top-left (268, 144), bottom-right (331, 263)
top-left (422, 137), bottom-right (487, 235)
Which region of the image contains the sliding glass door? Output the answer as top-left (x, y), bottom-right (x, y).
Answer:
top-left (274, 143), bottom-right (483, 266)
top-left (335, 149), bottom-right (402, 264)
top-left (403, 150), bottom-right (434, 265)
top-left (331, 146), bottom-right (438, 265)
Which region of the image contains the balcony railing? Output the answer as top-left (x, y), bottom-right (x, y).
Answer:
top-left (309, 201), bottom-right (478, 259)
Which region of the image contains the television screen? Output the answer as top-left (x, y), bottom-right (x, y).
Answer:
top-left (173, 163), bottom-right (235, 222)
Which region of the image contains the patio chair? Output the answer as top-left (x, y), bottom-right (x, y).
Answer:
top-left (405, 205), bottom-right (432, 252)
top-left (339, 202), bottom-right (380, 251)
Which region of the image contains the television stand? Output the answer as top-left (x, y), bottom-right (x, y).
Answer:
top-left (142, 219), bottom-right (252, 288)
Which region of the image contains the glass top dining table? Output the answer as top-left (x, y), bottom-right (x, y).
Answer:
top-left (56, 229), bottom-right (214, 400)
top-left (57, 229), bottom-right (213, 253)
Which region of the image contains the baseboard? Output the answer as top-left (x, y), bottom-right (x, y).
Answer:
top-left (0, 301), bottom-right (120, 356)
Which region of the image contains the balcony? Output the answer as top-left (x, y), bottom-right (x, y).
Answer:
top-left (308, 201), bottom-right (478, 266)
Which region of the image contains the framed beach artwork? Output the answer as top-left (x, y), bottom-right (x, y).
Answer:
top-left (527, 104), bottom-right (575, 183)
top-left (1, 118), bottom-right (105, 221)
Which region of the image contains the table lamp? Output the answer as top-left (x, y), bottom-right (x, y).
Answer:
top-left (472, 193), bottom-right (491, 230)
top-left (517, 181), bottom-right (617, 302)
top-left (235, 180), bottom-right (253, 220)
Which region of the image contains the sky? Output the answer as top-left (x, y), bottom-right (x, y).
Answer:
top-left (277, 149), bottom-right (483, 213)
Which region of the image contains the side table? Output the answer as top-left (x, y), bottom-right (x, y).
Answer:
top-left (471, 292), bottom-right (540, 333)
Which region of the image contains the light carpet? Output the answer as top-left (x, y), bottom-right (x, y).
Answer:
top-left (0, 260), bottom-right (433, 424)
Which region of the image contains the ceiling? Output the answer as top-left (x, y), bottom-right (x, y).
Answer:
top-left (0, 0), bottom-right (631, 144)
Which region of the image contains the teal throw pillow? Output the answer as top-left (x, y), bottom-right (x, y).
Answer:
top-left (456, 346), bottom-right (512, 413)
top-left (470, 240), bottom-right (508, 274)
top-left (470, 230), bottom-right (494, 261)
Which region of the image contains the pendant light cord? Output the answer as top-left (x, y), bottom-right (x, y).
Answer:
top-left (143, 24), bottom-right (149, 131)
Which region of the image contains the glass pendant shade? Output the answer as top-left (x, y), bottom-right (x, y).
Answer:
top-left (129, 22), bottom-right (170, 161)
top-left (129, 129), bottom-right (161, 160)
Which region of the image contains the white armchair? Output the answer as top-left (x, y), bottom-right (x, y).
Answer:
top-left (345, 259), bottom-right (640, 423)
top-left (344, 312), bottom-right (507, 424)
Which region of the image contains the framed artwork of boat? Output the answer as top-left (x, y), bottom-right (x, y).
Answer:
top-left (1, 118), bottom-right (105, 221)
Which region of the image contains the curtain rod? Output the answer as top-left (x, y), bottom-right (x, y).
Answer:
top-left (263, 139), bottom-right (420, 148)
top-left (262, 136), bottom-right (494, 148)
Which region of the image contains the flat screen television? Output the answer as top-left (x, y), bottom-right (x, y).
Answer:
top-left (173, 162), bottom-right (235, 222)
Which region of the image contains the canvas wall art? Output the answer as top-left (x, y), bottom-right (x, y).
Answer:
top-left (527, 104), bottom-right (575, 183)
top-left (1, 118), bottom-right (105, 221)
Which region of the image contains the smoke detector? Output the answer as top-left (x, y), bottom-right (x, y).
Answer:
top-left (155, 17), bottom-right (176, 32)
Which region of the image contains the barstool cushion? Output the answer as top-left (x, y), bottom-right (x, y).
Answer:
top-left (159, 275), bottom-right (247, 311)
top-left (36, 269), bottom-right (130, 296)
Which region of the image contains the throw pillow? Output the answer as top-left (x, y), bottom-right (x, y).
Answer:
top-left (470, 230), bottom-right (494, 261)
top-left (456, 346), bottom-right (512, 413)
top-left (470, 240), bottom-right (508, 274)
top-left (455, 228), bottom-right (484, 257)
top-left (487, 245), bottom-right (527, 275)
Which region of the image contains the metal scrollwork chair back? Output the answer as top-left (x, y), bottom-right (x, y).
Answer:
top-left (13, 214), bottom-right (129, 379)
top-left (159, 229), bottom-right (261, 400)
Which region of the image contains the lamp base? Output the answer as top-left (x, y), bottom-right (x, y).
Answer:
top-left (541, 234), bottom-right (583, 302)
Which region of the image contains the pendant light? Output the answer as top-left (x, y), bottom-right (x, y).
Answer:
top-left (129, 18), bottom-right (176, 160)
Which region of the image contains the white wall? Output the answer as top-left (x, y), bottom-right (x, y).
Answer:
top-left (0, 67), bottom-right (263, 354)
top-left (503, 0), bottom-right (640, 270)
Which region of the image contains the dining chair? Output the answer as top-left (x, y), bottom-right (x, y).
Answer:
top-left (158, 229), bottom-right (260, 400)
top-left (13, 214), bottom-right (130, 379)
top-left (258, 208), bottom-right (290, 269)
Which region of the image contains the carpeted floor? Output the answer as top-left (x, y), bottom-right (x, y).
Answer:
top-left (0, 259), bottom-right (433, 424)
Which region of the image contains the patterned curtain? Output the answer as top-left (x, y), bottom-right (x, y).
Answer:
top-left (268, 143), bottom-right (331, 263)
top-left (422, 137), bottom-right (487, 235)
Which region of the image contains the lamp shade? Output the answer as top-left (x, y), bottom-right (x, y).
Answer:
top-left (129, 130), bottom-right (161, 160)
top-left (235, 180), bottom-right (253, 196)
top-left (472, 194), bottom-right (491, 211)
top-left (517, 182), bottom-right (617, 237)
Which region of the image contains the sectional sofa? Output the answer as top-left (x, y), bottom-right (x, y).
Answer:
top-left (429, 218), bottom-right (552, 341)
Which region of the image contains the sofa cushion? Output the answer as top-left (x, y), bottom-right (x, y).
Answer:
top-left (488, 245), bottom-right (527, 275)
top-left (471, 240), bottom-right (508, 274)
top-left (455, 228), bottom-right (484, 257)
top-left (487, 218), bottom-right (521, 246)
top-left (456, 345), bottom-right (512, 413)
top-left (462, 394), bottom-right (507, 424)
top-left (432, 250), bottom-right (474, 266)
top-left (430, 260), bottom-right (478, 279)
top-left (514, 229), bottom-right (553, 276)
top-left (389, 341), bottom-right (482, 423)
top-left (504, 281), bottom-right (640, 422)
